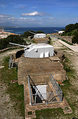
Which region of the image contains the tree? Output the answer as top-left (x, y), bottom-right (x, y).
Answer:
top-left (72, 33), bottom-right (78, 44)
top-left (22, 31), bottom-right (35, 38)
top-left (65, 23), bottom-right (78, 33)
top-left (74, 23), bottom-right (78, 29)
top-left (0, 35), bottom-right (26, 50)
top-left (36, 31), bottom-right (44, 33)
top-left (65, 24), bottom-right (74, 33)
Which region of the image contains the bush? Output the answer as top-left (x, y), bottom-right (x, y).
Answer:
top-left (22, 31), bottom-right (35, 38)
top-left (22, 30), bottom-right (44, 38)
top-left (72, 33), bottom-right (78, 44)
top-left (62, 23), bottom-right (78, 36)
top-left (36, 31), bottom-right (44, 33)
top-left (65, 23), bottom-right (78, 33)
top-left (0, 35), bottom-right (26, 50)
top-left (65, 24), bottom-right (74, 33)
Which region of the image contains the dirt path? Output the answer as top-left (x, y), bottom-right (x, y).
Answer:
top-left (0, 49), bottom-right (24, 119)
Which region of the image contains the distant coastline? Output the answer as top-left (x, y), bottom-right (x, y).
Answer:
top-left (4, 27), bottom-right (65, 35)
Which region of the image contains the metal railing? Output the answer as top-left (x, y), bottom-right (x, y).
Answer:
top-left (28, 75), bottom-right (45, 103)
top-left (28, 74), bottom-right (63, 105)
top-left (50, 74), bottom-right (63, 101)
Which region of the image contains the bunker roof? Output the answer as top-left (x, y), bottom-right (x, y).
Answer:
top-left (34, 33), bottom-right (46, 35)
top-left (24, 43), bottom-right (53, 50)
top-left (18, 56), bottom-right (65, 85)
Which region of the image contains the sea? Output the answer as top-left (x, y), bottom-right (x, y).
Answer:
top-left (4, 27), bottom-right (64, 35)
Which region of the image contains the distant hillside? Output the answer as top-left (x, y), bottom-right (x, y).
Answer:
top-left (0, 27), bottom-right (4, 32)
top-left (0, 22), bottom-right (18, 28)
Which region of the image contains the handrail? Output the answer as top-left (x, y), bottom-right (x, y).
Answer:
top-left (28, 75), bottom-right (45, 101)
top-left (50, 74), bottom-right (62, 93)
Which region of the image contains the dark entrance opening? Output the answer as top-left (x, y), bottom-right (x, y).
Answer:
top-left (16, 50), bottom-right (24, 58)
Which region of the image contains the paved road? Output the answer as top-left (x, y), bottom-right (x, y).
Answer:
top-left (58, 40), bottom-right (78, 52)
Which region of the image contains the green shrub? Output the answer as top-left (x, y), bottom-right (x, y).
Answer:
top-left (72, 33), bottom-right (78, 44)
top-left (62, 23), bottom-right (78, 36)
top-left (22, 30), bottom-right (35, 38)
top-left (0, 35), bottom-right (26, 50)
top-left (65, 24), bottom-right (74, 33)
top-left (65, 23), bottom-right (78, 33)
top-left (36, 31), bottom-right (44, 33)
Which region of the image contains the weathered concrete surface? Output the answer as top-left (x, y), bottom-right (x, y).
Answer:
top-left (32, 37), bottom-right (49, 43)
top-left (18, 57), bottom-right (66, 85)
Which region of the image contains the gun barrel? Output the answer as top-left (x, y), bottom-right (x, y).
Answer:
top-left (28, 31), bottom-right (36, 34)
top-left (9, 42), bottom-right (27, 48)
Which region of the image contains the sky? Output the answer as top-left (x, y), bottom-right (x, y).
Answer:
top-left (0, 0), bottom-right (78, 27)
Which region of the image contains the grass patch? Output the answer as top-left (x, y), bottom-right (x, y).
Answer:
top-left (35, 108), bottom-right (64, 119)
top-left (62, 79), bottom-right (71, 87)
top-left (1, 56), bottom-right (25, 117)
top-left (48, 37), bottom-right (52, 45)
top-left (60, 54), bottom-right (77, 114)
top-left (62, 56), bottom-right (76, 79)
top-left (7, 83), bottom-right (25, 116)
top-left (28, 111), bottom-right (32, 115)
top-left (1, 56), bottom-right (18, 84)
top-left (65, 97), bottom-right (75, 113)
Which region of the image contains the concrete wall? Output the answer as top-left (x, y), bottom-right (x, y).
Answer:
top-left (18, 70), bottom-right (66, 85)
top-left (34, 34), bottom-right (46, 38)
top-left (58, 36), bottom-right (73, 43)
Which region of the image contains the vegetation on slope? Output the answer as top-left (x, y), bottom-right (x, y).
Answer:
top-left (62, 23), bottom-right (78, 44)
top-left (0, 30), bottom-right (45, 50)
top-left (36, 31), bottom-right (44, 33)
top-left (22, 30), bottom-right (35, 38)
top-left (72, 33), bottom-right (78, 44)
top-left (22, 30), bottom-right (44, 38)
top-left (62, 23), bottom-right (78, 35)
top-left (0, 35), bottom-right (26, 50)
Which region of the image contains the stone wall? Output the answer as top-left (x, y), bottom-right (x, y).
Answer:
top-left (58, 36), bottom-right (73, 43)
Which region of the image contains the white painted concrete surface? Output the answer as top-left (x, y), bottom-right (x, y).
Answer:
top-left (34, 33), bottom-right (46, 38)
top-left (36, 85), bottom-right (47, 99)
top-left (24, 43), bottom-right (54, 58)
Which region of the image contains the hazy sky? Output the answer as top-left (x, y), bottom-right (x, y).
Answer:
top-left (0, 0), bottom-right (78, 27)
